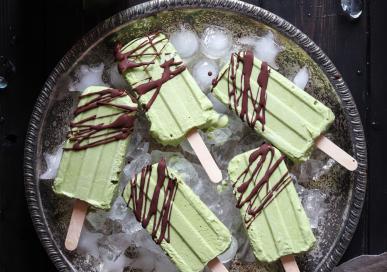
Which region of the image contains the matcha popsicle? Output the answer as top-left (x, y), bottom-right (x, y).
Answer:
top-left (228, 143), bottom-right (315, 265)
top-left (115, 32), bottom-right (227, 183)
top-left (212, 51), bottom-right (357, 170)
top-left (122, 159), bottom-right (232, 272)
top-left (53, 86), bottom-right (137, 250)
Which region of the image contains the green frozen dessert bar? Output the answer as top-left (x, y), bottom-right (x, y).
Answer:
top-left (212, 50), bottom-right (334, 162)
top-left (53, 86), bottom-right (137, 209)
top-left (228, 143), bottom-right (315, 263)
top-left (115, 32), bottom-right (227, 146)
top-left (122, 159), bottom-right (232, 272)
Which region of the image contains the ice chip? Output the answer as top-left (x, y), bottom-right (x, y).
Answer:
top-left (40, 145), bottom-right (63, 180)
top-left (238, 32), bottom-right (283, 69)
top-left (69, 63), bottom-right (106, 92)
top-left (302, 188), bottom-right (328, 229)
top-left (170, 27), bottom-right (199, 58)
top-left (206, 128), bottom-right (233, 146)
top-left (207, 92), bottom-right (228, 114)
top-left (293, 66), bottom-right (310, 90)
top-left (218, 236), bottom-right (238, 264)
top-left (108, 196), bottom-right (129, 221)
top-left (201, 26), bottom-right (232, 59)
top-left (123, 153), bottom-right (152, 179)
top-left (78, 228), bottom-right (103, 258)
top-left (108, 65), bottom-right (130, 89)
top-left (192, 59), bottom-right (219, 92)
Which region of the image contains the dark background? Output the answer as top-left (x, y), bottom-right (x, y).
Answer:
top-left (0, 0), bottom-right (386, 271)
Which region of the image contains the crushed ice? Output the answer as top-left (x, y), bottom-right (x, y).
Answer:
top-left (293, 66), bottom-right (310, 90)
top-left (40, 145), bottom-right (63, 180)
top-left (69, 63), bottom-right (106, 92)
top-left (238, 31), bottom-right (283, 69)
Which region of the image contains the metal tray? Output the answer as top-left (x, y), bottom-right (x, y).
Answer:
top-left (24, 0), bottom-right (367, 271)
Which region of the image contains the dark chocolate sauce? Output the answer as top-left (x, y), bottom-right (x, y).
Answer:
top-left (233, 143), bottom-right (291, 229)
top-left (115, 32), bottom-right (186, 110)
top-left (212, 50), bottom-right (270, 131)
top-left (127, 158), bottom-right (178, 244)
top-left (64, 88), bottom-right (136, 151)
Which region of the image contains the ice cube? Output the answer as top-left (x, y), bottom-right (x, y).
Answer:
top-left (218, 236), bottom-right (238, 264)
top-left (301, 189), bottom-right (328, 229)
top-left (85, 209), bottom-right (109, 233)
top-left (207, 92), bottom-right (229, 114)
top-left (107, 64), bottom-right (130, 89)
top-left (201, 26), bottom-right (233, 59)
top-left (341, 0), bottom-right (363, 19)
top-left (293, 66), bottom-right (309, 90)
top-left (192, 59), bottom-right (219, 92)
top-left (206, 128), bottom-right (233, 146)
top-left (297, 159), bottom-right (327, 184)
top-left (108, 196), bottom-right (129, 221)
top-left (69, 63), bottom-right (106, 92)
top-left (121, 211), bottom-right (143, 235)
top-left (123, 153), bottom-right (152, 180)
top-left (78, 228), bottom-right (103, 258)
top-left (238, 31), bottom-right (283, 69)
top-left (170, 26), bottom-right (200, 59)
top-left (40, 145), bottom-right (63, 180)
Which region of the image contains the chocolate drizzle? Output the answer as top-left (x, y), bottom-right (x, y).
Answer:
top-left (127, 159), bottom-right (178, 244)
top-left (233, 143), bottom-right (291, 229)
top-left (64, 88), bottom-right (136, 151)
top-left (213, 50), bottom-right (270, 131)
top-left (115, 32), bottom-right (186, 110)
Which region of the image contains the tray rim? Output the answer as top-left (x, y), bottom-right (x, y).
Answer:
top-left (23, 0), bottom-right (368, 271)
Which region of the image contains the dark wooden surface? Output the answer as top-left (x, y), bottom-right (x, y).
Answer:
top-left (0, 0), bottom-right (385, 271)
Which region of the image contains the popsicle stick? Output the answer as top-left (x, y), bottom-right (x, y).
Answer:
top-left (187, 129), bottom-right (223, 183)
top-left (281, 255), bottom-right (300, 272)
top-left (65, 199), bottom-right (88, 251)
top-left (316, 135), bottom-right (358, 171)
top-left (207, 257), bottom-right (229, 272)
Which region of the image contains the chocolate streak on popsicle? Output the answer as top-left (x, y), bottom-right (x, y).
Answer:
top-left (115, 33), bottom-right (186, 110)
top-left (127, 159), bottom-right (178, 244)
top-left (234, 143), bottom-right (291, 229)
top-left (212, 50), bottom-right (270, 131)
top-left (64, 88), bottom-right (137, 151)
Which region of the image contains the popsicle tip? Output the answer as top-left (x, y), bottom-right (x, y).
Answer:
top-left (209, 169), bottom-right (223, 184)
top-left (347, 158), bottom-right (358, 171)
top-left (65, 239), bottom-right (78, 251)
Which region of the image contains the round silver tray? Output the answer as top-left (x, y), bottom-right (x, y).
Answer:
top-left (24, 0), bottom-right (367, 271)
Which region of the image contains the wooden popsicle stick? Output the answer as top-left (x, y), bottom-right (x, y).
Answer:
top-left (281, 255), bottom-right (300, 272)
top-left (315, 135), bottom-right (358, 171)
top-left (207, 257), bottom-right (229, 272)
top-left (187, 129), bottom-right (223, 183)
top-left (65, 199), bottom-right (88, 251)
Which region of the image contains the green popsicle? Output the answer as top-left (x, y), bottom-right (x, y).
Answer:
top-left (228, 143), bottom-right (315, 263)
top-left (212, 50), bottom-right (335, 163)
top-left (115, 32), bottom-right (227, 146)
top-left (53, 86), bottom-right (137, 209)
top-left (122, 159), bottom-right (232, 272)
